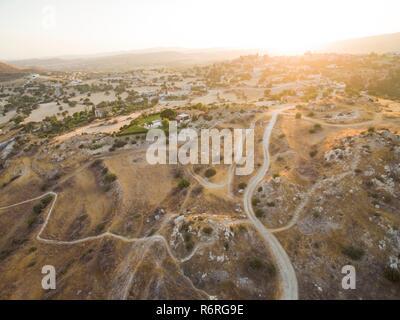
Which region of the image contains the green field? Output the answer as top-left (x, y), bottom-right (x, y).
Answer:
top-left (117, 113), bottom-right (160, 136)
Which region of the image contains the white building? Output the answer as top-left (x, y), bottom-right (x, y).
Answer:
top-left (176, 113), bottom-right (190, 123)
top-left (145, 120), bottom-right (162, 129)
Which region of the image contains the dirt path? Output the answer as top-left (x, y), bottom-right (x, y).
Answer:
top-left (269, 148), bottom-right (361, 234)
top-left (243, 106), bottom-right (298, 300)
top-left (0, 191), bottom-right (212, 300)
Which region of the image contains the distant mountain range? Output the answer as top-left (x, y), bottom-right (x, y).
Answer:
top-left (4, 32), bottom-right (400, 73)
top-left (320, 32), bottom-right (400, 54)
top-left (8, 48), bottom-right (260, 72)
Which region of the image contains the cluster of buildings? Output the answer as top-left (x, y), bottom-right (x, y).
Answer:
top-left (144, 113), bottom-right (191, 129)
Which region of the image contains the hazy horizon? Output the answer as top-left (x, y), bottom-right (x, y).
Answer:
top-left (1, 0), bottom-right (400, 60)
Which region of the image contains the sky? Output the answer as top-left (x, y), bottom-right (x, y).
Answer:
top-left (1, 0), bottom-right (400, 60)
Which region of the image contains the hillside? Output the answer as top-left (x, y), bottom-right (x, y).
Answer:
top-left (321, 32), bottom-right (400, 54)
top-left (0, 61), bottom-right (21, 74)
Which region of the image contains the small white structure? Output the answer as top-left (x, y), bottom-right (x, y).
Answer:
top-left (94, 108), bottom-right (105, 118)
top-left (145, 120), bottom-right (162, 129)
top-left (176, 113), bottom-right (190, 123)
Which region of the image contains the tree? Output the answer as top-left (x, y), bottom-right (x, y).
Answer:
top-left (204, 168), bottom-right (216, 178)
top-left (178, 179), bottom-right (190, 189)
top-left (160, 109), bottom-right (177, 120)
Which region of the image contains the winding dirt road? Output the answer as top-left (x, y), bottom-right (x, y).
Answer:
top-left (0, 191), bottom-right (212, 299)
top-left (243, 106), bottom-right (298, 300)
top-left (1, 105), bottom-right (300, 300)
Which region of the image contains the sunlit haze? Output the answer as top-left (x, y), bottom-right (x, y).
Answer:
top-left (1, 0), bottom-right (400, 60)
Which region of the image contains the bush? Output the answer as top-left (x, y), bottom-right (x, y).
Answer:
top-left (383, 267), bottom-right (400, 282)
top-left (192, 185), bottom-right (204, 195)
top-left (252, 197), bottom-right (260, 206)
top-left (265, 263), bottom-right (277, 278)
top-left (204, 168), bottom-right (217, 178)
top-left (185, 239), bottom-right (194, 251)
top-left (104, 173), bottom-right (117, 184)
top-left (295, 112), bottom-right (302, 119)
top-left (309, 150), bottom-right (318, 158)
top-left (32, 195), bottom-right (53, 215)
top-left (202, 226), bottom-right (213, 235)
top-left (41, 195), bottom-right (54, 207)
top-left (32, 204), bottom-right (43, 215)
top-left (238, 182), bottom-right (247, 190)
top-left (342, 245), bottom-right (365, 261)
top-left (255, 209), bottom-right (264, 218)
top-left (178, 179), bottom-right (190, 189)
top-left (113, 140), bottom-right (127, 149)
top-left (160, 109), bottom-right (177, 120)
top-left (27, 215), bottom-right (38, 227)
top-left (248, 257), bottom-right (264, 270)
top-left (91, 159), bottom-right (103, 168)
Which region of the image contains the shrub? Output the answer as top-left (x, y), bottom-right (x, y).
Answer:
top-left (160, 109), bottom-right (177, 120)
top-left (32, 195), bottom-right (53, 215)
top-left (252, 197), bottom-right (260, 206)
top-left (265, 263), bottom-right (277, 278)
top-left (202, 226), bottom-right (213, 235)
top-left (104, 173), bottom-right (117, 184)
top-left (95, 222), bottom-right (107, 234)
top-left (309, 150), bottom-right (318, 158)
top-left (32, 204), bottom-right (43, 215)
top-left (249, 257), bottom-right (264, 270)
top-left (192, 185), bottom-right (204, 195)
top-left (383, 267), bottom-right (400, 282)
top-left (28, 247), bottom-right (37, 253)
top-left (295, 112), bottom-right (302, 119)
top-left (238, 182), bottom-right (247, 190)
top-left (204, 168), bottom-right (217, 178)
top-left (314, 124), bottom-right (322, 130)
top-left (27, 215), bottom-right (38, 228)
top-left (89, 143), bottom-right (104, 150)
top-left (178, 179), bottom-right (190, 189)
top-left (185, 239), bottom-right (194, 251)
top-left (255, 209), bottom-right (264, 218)
top-left (91, 159), bottom-right (103, 168)
top-left (342, 245), bottom-right (365, 261)
top-left (41, 195), bottom-right (53, 207)
top-left (113, 140), bottom-right (127, 149)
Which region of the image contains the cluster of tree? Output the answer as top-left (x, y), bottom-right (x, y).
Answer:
top-left (369, 69), bottom-right (400, 99)
top-left (36, 109), bottom-right (96, 136)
